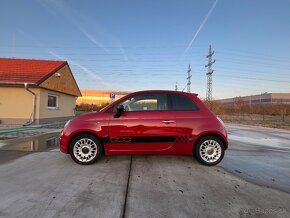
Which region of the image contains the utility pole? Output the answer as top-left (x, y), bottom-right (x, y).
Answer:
top-left (187, 64), bottom-right (192, 93)
top-left (205, 45), bottom-right (215, 102)
top-left (175, 82), bottom-right (178, 91)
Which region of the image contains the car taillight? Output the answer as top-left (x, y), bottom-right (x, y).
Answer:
top-left (217, 116), bottom-right (225, 127)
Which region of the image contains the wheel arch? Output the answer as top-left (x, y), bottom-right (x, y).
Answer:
top-left (67, 131), bottom-right (104, 154)
top-left (193, 132), bottom-right (228, 153)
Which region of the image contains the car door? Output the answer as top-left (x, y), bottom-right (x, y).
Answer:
top-left (106, 92), bottom-right (176, 153)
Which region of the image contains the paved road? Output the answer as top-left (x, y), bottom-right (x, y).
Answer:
top-left (222, 124), bottom-right (290, 193)
top-left (0, 125), bottom-right (289, 218)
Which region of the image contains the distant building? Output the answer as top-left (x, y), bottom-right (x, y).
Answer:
top-left (0, 58), bottom-right (81, 125)
top-left (217, 93), bottom-right (290, 104)
top-left (77, 90), bottom-right (131, 106)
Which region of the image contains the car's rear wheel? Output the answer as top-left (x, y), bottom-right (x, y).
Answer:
top-left (69, 134), bottom-right (102, 165)
top-left (195, 136), bottom-right (225, 166)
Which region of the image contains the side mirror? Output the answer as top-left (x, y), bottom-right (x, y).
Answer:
top-left (114, 104), bottom-right (125, 118)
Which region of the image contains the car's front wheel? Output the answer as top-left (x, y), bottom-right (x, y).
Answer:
top-left (195, 136), bottom-right (225, 166)
top-left (69, 134), bottom-right (102, 165)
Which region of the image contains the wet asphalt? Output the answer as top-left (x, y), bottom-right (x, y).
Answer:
top-left (222, 124), bottom-right (290, 194)
top-left (0, 124), bottom-right (289, 217)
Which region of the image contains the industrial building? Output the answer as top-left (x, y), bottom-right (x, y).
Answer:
top-left (77, 89), bottom-right (131, 106)
top-left (0, 58), bottom-right (81, 125)
top-left (217, 93), bottom-right (290, 104)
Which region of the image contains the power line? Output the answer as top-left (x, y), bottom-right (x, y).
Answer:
top-left (1, 43), bottom-right (290, 60)
top-left (215, 48), bottom-right (290, 61)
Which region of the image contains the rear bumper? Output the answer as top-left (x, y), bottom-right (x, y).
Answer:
top-left (222, 128), bottom-right (229, 150)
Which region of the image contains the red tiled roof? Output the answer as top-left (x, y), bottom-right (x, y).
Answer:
top-left (0, 58), bottom-right (66, 84)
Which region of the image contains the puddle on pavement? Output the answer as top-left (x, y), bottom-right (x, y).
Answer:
top-left (0, 133), bottom-right (59, 152)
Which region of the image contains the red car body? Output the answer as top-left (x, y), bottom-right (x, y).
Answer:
top-left (60, 90), bottom-right (228, 157)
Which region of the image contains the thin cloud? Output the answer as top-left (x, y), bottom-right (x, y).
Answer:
top-left (77, 26), bottom-right (110, 53)
top-left (38, 0), bottom-right (132, 66)
top-left (38, 0), bottom-right (133, 87)
top-left (48, 51), bottom-right (117, 88)
top-left (39, 0), bottom-right (109, 53)
top-left (18, 30), bottom-right (118, 89)
top-left (184, 0), bottom-right (219, 53)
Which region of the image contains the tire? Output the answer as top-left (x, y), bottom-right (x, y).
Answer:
top-left (69, 134), bottom-right (103, 165)
top-left (194, 136), bottom-right (225, 166)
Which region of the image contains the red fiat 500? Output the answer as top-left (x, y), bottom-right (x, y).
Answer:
top-left (59, 90), bottom-right (228, 166)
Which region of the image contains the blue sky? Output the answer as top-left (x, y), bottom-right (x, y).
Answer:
top-left (0, 0), bottom-right (290, 99)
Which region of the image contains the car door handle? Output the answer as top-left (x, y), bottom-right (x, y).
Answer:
top-left (162, 120), bottom-right (175, 124)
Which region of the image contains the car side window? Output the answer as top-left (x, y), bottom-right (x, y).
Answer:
top-left (170, 94), bottom-right (199, 111)
top-left (114, 93), bottom-right (168, 112)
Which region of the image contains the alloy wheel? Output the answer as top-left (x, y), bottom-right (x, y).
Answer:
top-left (73, 138), bottom-right (98, 163)
top-left (199, 139), bottom-right (222, 163)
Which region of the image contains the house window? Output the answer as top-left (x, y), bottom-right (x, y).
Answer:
top-left (48, 94), bottom-right (59, 109)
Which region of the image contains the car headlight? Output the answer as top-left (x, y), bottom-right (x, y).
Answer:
top-left (64, 119), bottom-right (71, 128)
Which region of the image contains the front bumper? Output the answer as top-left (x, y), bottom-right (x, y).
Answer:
top-left (59, 130), bottom-right (69, 153)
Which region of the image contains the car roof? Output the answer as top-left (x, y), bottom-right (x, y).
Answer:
top-left (128, 90), bottom-right (198, 96)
